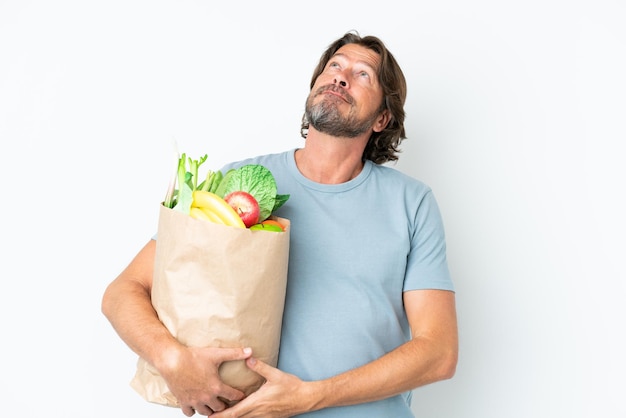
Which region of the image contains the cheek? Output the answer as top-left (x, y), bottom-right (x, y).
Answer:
top-left (311, 80), bottom-right (322, 91)
top-left (310, 80), bottom-right (330, 98)
top-left (314, 72), bottom-right (335, 87)
top-left (364, 92), bottom-right (384, 110)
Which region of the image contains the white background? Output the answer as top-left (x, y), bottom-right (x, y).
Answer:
top-left (1, 1), bottom-right (624, 417)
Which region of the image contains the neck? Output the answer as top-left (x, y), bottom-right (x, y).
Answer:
top-left (295, 127), bottom-right (368, 184)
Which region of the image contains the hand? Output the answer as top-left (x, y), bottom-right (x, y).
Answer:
top-left (211, 357), bottom-right (313, 418)
top-left (158, 345), bottom-right (253, 416)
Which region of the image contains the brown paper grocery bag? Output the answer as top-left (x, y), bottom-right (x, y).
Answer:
top-left (130, 204), bottom-right (290, 407)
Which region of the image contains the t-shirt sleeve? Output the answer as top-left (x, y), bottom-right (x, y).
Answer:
top-left (403, 190), bottom-right (454, 292)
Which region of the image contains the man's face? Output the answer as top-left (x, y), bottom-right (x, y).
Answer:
top-left (305, 43), bottom-right (387, 138)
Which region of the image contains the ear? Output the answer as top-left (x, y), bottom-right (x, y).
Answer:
top-left (372, 109), bottom-right (391, 133)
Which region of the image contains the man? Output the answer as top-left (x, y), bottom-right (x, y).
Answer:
top-left (102, 31), bottom-right (458, 417)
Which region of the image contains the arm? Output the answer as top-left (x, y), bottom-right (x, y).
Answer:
top-left (313, 289), bottom-right (458, 407)
top-left (101, 239), bottom-right (252, 415)
top-left (212, 289), bottom-right (458, 417)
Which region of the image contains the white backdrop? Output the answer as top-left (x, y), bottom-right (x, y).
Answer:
top-left (1, 1), bottom-right (624, 417)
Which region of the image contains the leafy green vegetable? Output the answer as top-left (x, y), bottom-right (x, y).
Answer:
top-left (222, 164), bottom-right (288, 222)
top-left (201, 170), bottom-right (222, 193)
top-left (163, 147), bottom-right (181, 209)
top-left (164, 155), bottom-right (289, 222)
top-left (214, 169), bottom-right (235, 198)
top-left (167, 153), bottom-right (208, 213)
top-left (209, 171), bottom-right (223, 193)
top-left (273, 194), bottom-right (290, 212)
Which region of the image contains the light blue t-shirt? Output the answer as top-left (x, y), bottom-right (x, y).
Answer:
top-left (221, 149), bottom-right (454, 417)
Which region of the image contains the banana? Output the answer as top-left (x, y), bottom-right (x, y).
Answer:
top-left (191, 190), bottom-right (246, 228)
top-left (189, 207), bottom-right (226, 225)
top-left (199, 207), bottom-right (227, 224)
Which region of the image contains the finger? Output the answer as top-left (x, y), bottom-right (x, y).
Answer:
top-left (211, 398), bottom-right (246, 418)
top-left (194, 404), bottom-right (214, 416)
top-left (245, 357), bottom-right (271, 379)
top-left (206, 397), bottom-right (229, 413)
top-left (213, 346), bottom-right (252, 363)
top-left (209, 400), bottom-right (226, 413)
top-left (182, 405), bottom-right (196, 417)
top-left (217, 385), bottom-right (246, 404)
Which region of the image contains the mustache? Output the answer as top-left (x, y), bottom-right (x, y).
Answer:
top-left (315, 84), bottom-right (354, 104)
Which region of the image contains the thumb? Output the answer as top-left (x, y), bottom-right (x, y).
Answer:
top-left (246, 357), bottom-right (272, 379)
top-left (213, 346), bottom-right (253, 363)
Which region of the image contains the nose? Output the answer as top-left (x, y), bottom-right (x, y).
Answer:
top-left (334, 76), bottom-right (348, 88)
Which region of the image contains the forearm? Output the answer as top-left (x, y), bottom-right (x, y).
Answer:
top-left (102, 278), bottom-right (182, 368)
top-left (101, 240), bottom-right (183, 370)
top-left (310, 289), bottom-right (458, 411)
top-left (310, 336), bottom-right (457, 410)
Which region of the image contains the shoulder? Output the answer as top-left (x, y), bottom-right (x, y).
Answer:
top-left (370, 163), bottom-right (433, 196)
top-left (220, 149), bottom-right (294, 172)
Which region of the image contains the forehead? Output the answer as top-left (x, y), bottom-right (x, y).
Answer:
top-left (331, 43), bottom-right (380, 71)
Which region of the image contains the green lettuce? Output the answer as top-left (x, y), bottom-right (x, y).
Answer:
top-left (221, 164), bottom-right (289, 222)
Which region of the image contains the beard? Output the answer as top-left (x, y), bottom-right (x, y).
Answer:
top-left (304, 86), bottom-right (381, 138)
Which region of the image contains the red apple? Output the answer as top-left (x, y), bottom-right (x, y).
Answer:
top-left (224, 191), bottom-right (260, 228)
